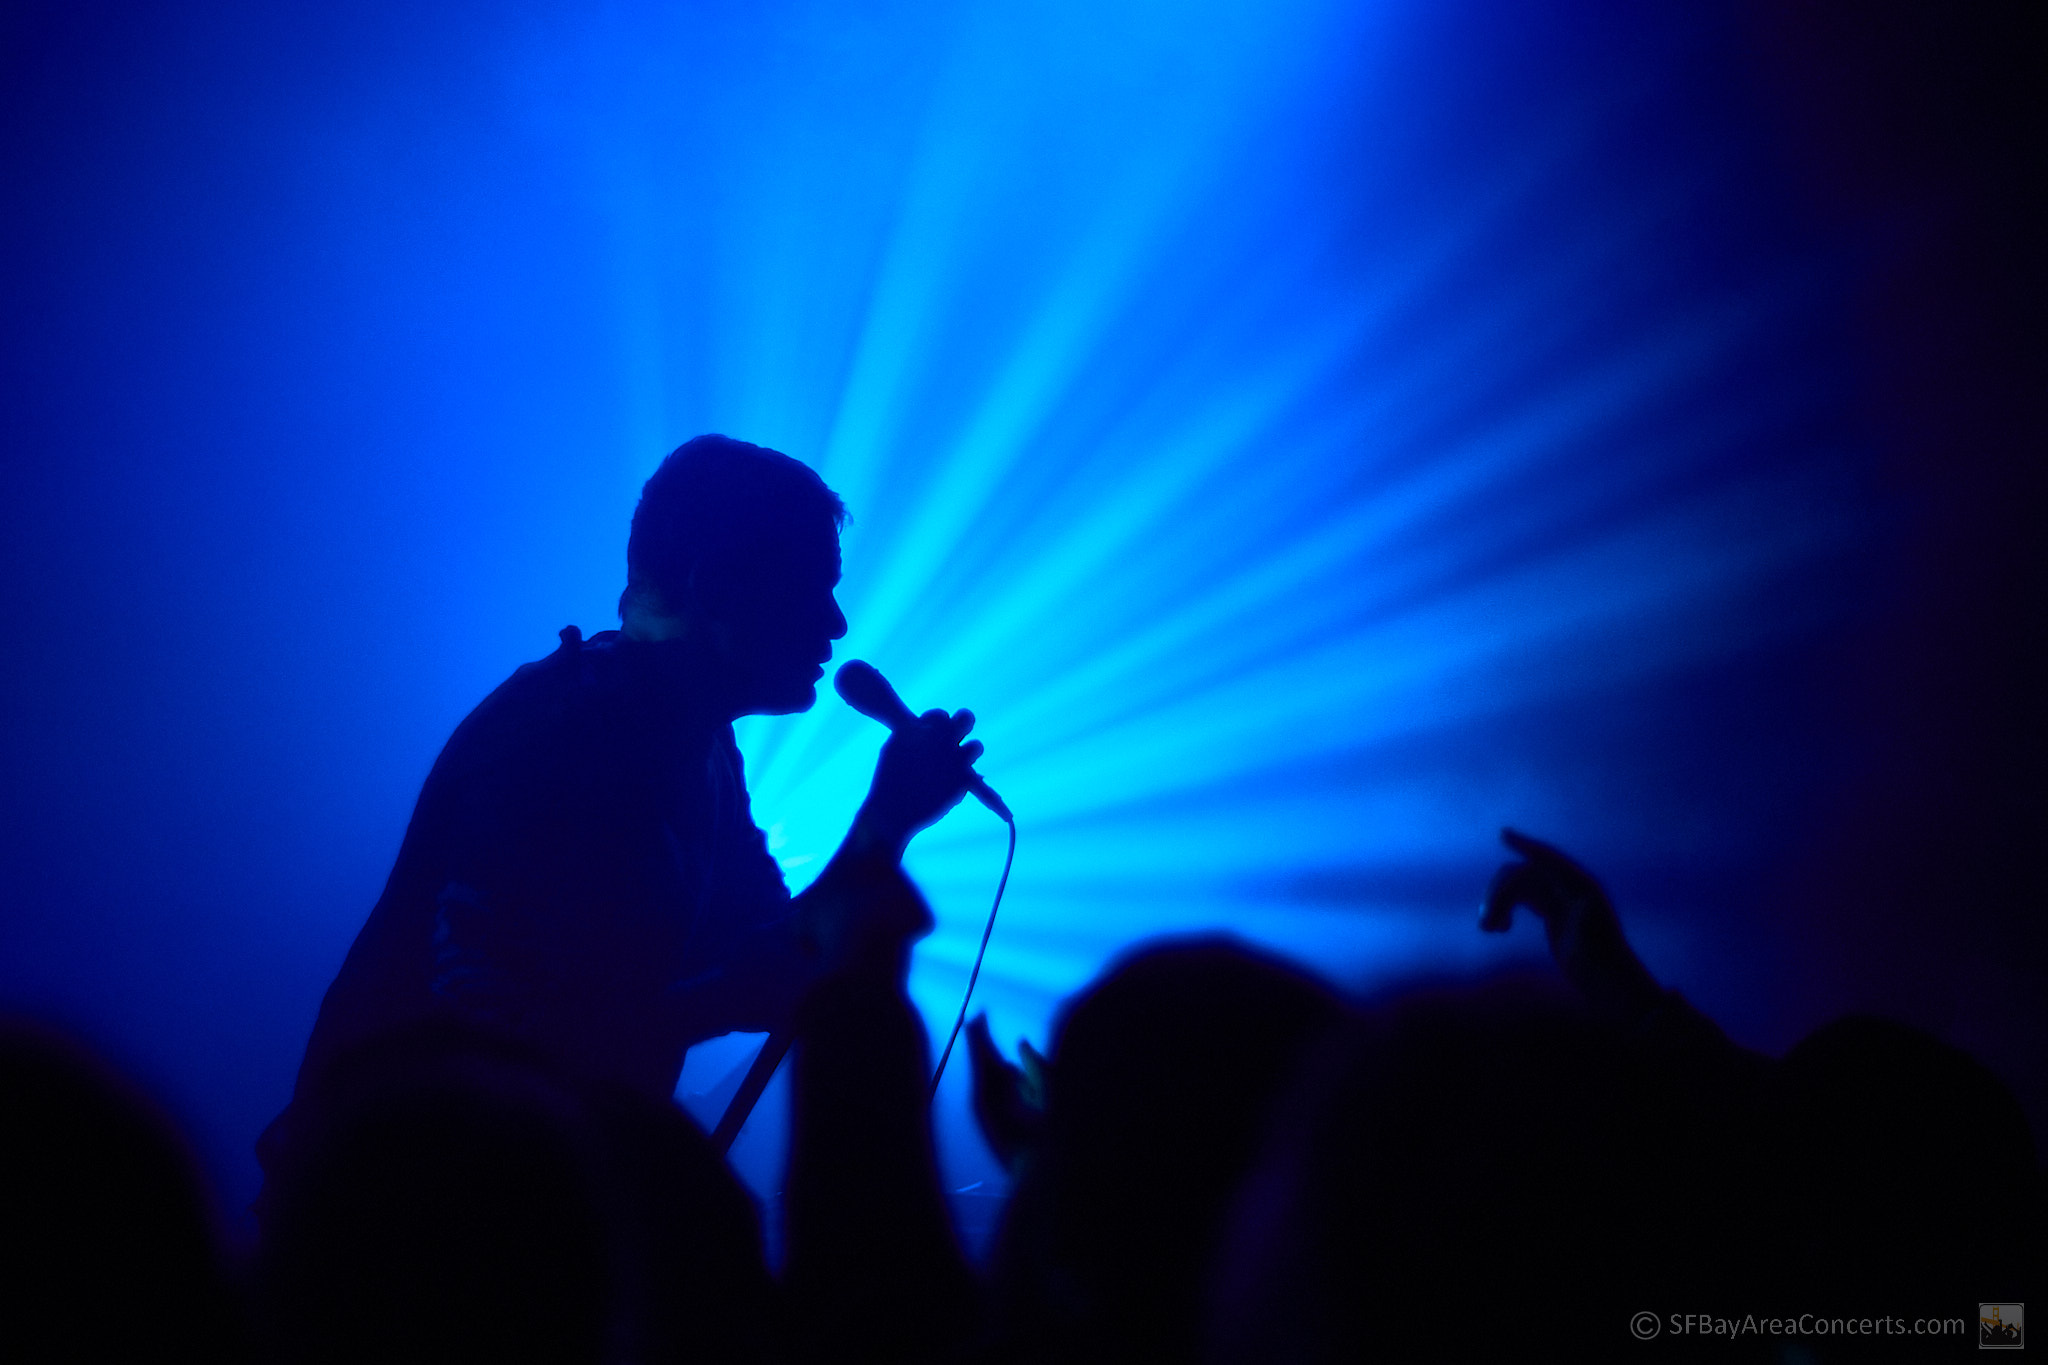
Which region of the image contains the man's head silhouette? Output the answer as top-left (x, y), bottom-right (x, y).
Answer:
top-left (620, 434), bottom-right (848, 718)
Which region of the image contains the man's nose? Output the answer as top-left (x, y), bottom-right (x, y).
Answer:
top-left (828, 598), bottom-right (847, 640)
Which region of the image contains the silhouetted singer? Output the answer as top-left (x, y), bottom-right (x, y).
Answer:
top-left (259, 435), bottom-right (985, 1188)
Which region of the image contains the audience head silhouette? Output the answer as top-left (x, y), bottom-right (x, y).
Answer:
top-left (1774, 1015), bottom-right (2041, 1310)
top-left (10, 871), bottom-right (2043, 1362)
top-left (0, 1023), bottom-right (246, 1362)
top-left (1209, 981), bottom-right (1719, 1364)
top-left (989, 936), bottom-right (1344, 1365)
top-left (254, 1022), bottom-right (773, 1365)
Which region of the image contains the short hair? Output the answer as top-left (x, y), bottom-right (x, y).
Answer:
top-left (624, 435), bottom-right (846, 613)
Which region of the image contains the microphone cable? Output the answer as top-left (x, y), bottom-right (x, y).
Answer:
top-left (928, 811), bottom-right (1015, 1101)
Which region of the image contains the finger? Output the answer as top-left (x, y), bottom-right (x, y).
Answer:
top-left (920, 708), bottom-right (949, 726)
top-left (1501, 828), bottom-right (1604, 903)
top-left (1507, 834), bottom-right (1613, 916)
top-left (1501, 827), bottom-right (1568, 862)
top-left (961, 740), bottom-right (985, 764)
top-left (951, 708), bottom-right (976, 739)
top-left (1501, 828), bottom-right (1577, 869)
top-left (1481, 860), bottom-right (1556, 932)
top-left (1503, 827), bottom-right (1594, 878)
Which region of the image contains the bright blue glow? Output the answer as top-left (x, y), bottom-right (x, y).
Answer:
top-left (688, 5), bottom-right (1866, 1195)
top-left (0, 0), bottom-right (1881, 1220)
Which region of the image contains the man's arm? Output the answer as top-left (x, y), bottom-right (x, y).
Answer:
top-left (792, 705), bottom-right (984, 973)
top-left (1479, 827), bottom-right (1766, 1085)
top-left (1479, 828), bottom-right (1663, 1024)
top-left (704, 702), bottom-right (989, 1150)
top-left (780, 807), bottom-right (981, 1362)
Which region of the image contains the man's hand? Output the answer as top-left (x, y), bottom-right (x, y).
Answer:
top-left (798, 704), bottom-right (981, 984)
top-left (1481, 828), bottom-right (1663, 1022)
top-left (853, 708), bottom-right (985, 860)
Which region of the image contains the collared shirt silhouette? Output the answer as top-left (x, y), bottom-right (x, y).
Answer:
top-left (264, 436), bottom-right (984, 1179)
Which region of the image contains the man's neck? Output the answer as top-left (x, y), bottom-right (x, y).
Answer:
top-left (620, 600), bottom-right (690, 643)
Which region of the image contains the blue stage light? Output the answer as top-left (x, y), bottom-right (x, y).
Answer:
top-left (606, 0), bottom-right (1876, 1201)
top-left (1, 0), bottom-right (1882, 1221)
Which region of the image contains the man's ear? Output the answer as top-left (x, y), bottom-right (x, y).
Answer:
top-left (684, 566), bottom-right (749, 653)
top-left (620, 579), bottom-right (691, 642)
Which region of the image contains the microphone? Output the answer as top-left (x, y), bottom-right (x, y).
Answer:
top-left (836, 660), bottom-right (1013, 822)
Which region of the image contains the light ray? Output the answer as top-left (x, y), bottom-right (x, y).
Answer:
top-left (548, 0), bottom-right (1872, 1193)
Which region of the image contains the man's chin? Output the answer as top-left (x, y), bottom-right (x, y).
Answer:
top-left (753, 682), bottom-right (819, 717)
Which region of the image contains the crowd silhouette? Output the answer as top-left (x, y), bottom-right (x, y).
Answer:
top-left (5, 825), bottom-right (2039, 1361)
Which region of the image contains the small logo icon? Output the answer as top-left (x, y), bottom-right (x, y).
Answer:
top-left (1981, 1303), bottom-right (2024, 1350)
top-left (1630, 1311), bottom-right (1661, 1340)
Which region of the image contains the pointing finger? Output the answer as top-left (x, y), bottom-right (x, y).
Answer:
top-left (1501, 828), bottom-right (1599, 888)
top-left (1482, 860), bottom-right (1565, 932)
top-left (1501, 827), bottom-right (1565, 861)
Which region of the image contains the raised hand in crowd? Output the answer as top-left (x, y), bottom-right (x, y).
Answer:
top-left (1481, 827), bottom-right (1664, 1024)
top-left (966, 1014), bottom-right (1047, 1177)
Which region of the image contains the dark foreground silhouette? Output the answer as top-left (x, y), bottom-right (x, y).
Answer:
top-left (0, 1023), bottom-right (248, 1361)
top-left (4, 822), bottom-right (2040, 1362)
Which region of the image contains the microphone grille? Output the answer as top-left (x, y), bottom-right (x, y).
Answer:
top-left (834, 659), bottom-right (911, 729)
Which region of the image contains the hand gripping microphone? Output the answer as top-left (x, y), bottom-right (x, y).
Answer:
top-left (835, 660), bottom-right (1012, 822)
top-left (840, 657), bottom-right (1016, 1100)
top-left (710, 658), bottom-right (1017, 1153)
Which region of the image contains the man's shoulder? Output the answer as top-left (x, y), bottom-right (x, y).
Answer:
top-left (475, 624), bottom-right (625, 714)
top-left (432, 627), bottom-right (639, 784)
